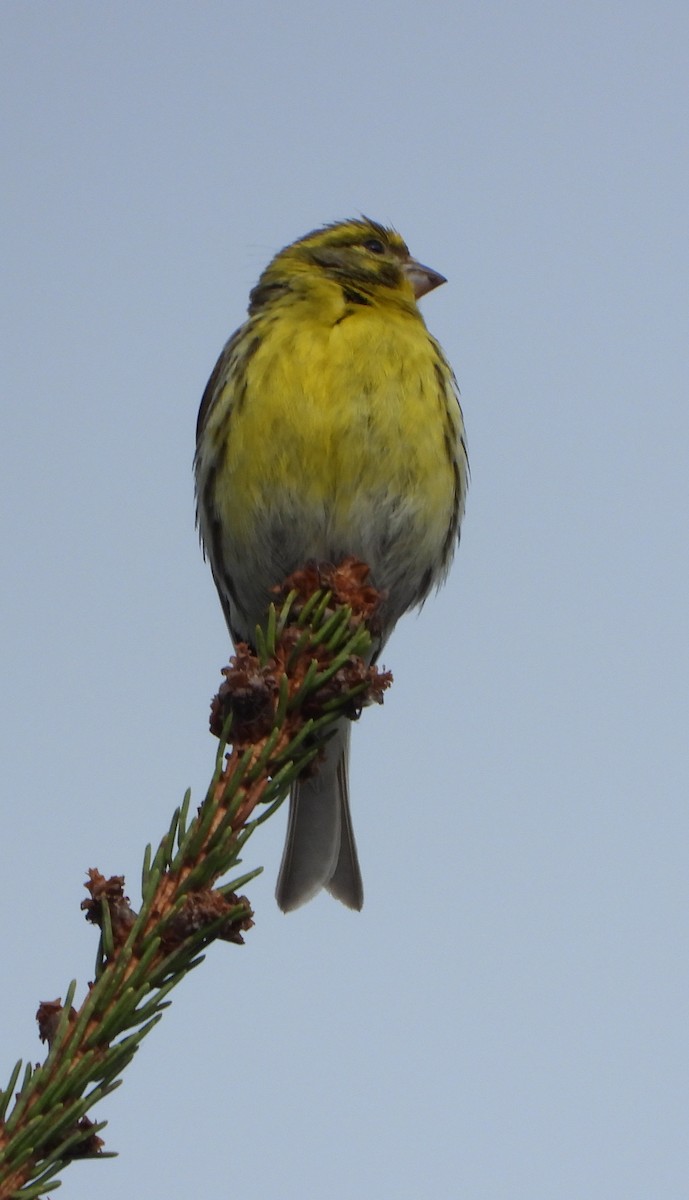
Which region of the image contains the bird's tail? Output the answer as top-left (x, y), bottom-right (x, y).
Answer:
top-left (275, 720), bottom-right (363, 912)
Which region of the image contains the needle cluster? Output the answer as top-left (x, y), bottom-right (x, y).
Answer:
top-left (0, 560), bottom-right (390, 1199)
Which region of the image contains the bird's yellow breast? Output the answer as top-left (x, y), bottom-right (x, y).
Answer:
top-left (211, 303), bottom-right (459, 553)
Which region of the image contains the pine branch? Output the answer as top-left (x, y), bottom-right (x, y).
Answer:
top-left (0, 560), bottom-right (391, 1199)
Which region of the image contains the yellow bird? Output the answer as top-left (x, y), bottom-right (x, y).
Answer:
top-left (195, 218), bottom-right (468, 912)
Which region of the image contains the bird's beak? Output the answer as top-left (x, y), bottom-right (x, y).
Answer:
top-left (403, 256), bottom-right (447, 299)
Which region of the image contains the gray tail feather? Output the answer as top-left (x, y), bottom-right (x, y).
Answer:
top-left (275, 721), bottom-right (363, 913)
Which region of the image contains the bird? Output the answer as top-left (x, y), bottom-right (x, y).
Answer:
top-left (194, 217), bottom-right (468, 912)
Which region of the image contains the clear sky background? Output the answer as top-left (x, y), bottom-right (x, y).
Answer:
top-left (2, 3), bottom-right (688, 1197)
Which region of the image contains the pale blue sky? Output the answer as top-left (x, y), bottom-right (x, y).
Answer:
top-left (2, 3), bottom-right (688, 1197)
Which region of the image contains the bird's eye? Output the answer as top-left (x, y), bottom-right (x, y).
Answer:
top-left (362, 238), bottom-right (386, 254)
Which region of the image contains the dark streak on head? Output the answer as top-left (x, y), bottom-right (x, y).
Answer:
top-left (249, 280), bottom-right (291, 315)
top-left (341, 286), bottom-right (373, 306)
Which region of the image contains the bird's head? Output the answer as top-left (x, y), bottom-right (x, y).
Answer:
top-left (249, 218), bottom-right (446, 315)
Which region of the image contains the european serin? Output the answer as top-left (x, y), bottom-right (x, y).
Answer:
top-left (194, 217), bottom-right (468, 912)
